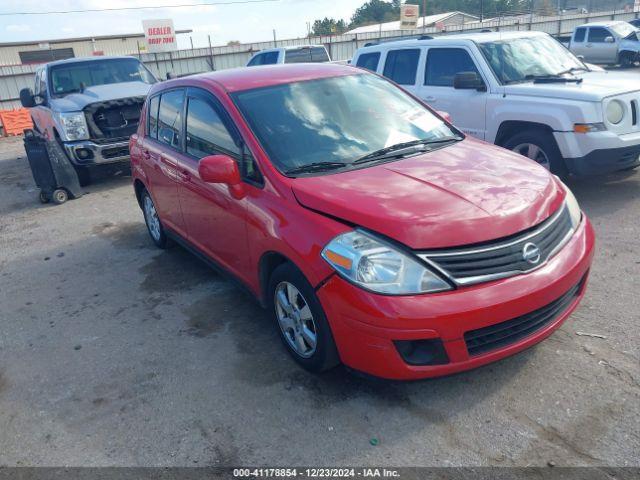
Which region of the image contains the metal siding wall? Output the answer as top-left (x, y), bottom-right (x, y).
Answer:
top-left (2, 8), bottom-right (639, 111)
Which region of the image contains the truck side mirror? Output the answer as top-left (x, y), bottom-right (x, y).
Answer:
top-left (166, 72), bottom-right (177, 80)
top-left (453, 72), bottom-right (486, 92)
top-left (20, 88), bottom-right (36, 108)
top-left (604, 36), bottom-right (615, 43)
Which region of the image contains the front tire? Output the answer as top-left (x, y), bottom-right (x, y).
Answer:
top-left (268, 263), bottom-right (340, 373)
top-left (503, 129), bottom-right (568, 177)
top-left (141, 189), bottom-right (171, 249)
top-left (619, 51), bottom-right (637, 68)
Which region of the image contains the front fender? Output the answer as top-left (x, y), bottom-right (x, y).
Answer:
top-left (487, 95), bottom-right (601, 143)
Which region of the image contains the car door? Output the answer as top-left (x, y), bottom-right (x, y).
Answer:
top-left (140, 89), bottom-right (187, 236)
top-left (571, 27), bottom-right (588, 59)
top-left (586, 27), bottom-right (618, 63)
top-left (174, 87), bottom-right (255, 278)
top-left (416, 47), bottom-right (487, 140)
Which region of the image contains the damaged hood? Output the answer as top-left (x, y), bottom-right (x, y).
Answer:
top-left (291, 138), bottom-right (565, 249)
top-left (50, 81), bottom-right (151, 112)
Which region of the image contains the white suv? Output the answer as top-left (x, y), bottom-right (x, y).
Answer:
top-left (247, 45), bottom-right (330, 66)
top-left (352, 31), bottom-right (640, 175)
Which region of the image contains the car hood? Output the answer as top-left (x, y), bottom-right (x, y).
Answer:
top-left (504, 70), bottom-right (640, 102)
top-left (291, 139), bottom-right (565, 250)
top-left (49, 81), bottom-right (151, 112)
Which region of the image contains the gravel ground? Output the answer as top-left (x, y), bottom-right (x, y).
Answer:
top-left (0, 135), bottom-right (638, 467)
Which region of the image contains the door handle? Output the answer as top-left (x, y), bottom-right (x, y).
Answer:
top-left (176, 168), bottom-right (191, 181)
top-left (425, 96), bottom-right (437, 102)
top-left (160, 156), bottom-right (176, 167)
top-left (142, 149), bottom-right (151, 160)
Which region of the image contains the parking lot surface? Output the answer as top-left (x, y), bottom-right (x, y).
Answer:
top-left (0, 135), bottom-right (638, 466)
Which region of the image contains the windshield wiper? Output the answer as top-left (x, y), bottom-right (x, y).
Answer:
top-left (353, 137), bottom-right (462, 165)
top-left (285, 161), bottom-right (348, 175)
top-left (523, 73), bottom-right (583, 84)
top-left (556, 67), bottom-right (587, 75)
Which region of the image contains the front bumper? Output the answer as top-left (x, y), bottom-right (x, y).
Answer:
top-left (554, 130), bottom-right (640, 175)
top-left (63, 139), bottom-right (130, 166)
top-left (317, 217), bottom-right (595, 380)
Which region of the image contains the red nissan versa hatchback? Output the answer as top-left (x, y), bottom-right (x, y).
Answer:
top-left (129, 64), bottom-right (595, 380)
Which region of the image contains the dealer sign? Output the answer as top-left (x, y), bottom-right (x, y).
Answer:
top-left (400, 4), bottom-right (420, 29)
top-left (142, 19), bottom-right (177, 53)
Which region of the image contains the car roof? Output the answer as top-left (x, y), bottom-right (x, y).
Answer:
top-left (356, 30), bottom-right (547, 50)
top-left (153, 63), bottom-right (364, 94)
top-left (45, 55), bottom-right (137, 67)
top-left (254, 45), bottom-right (326, 54)
top-left (579, 20), bottom-right (627, 27)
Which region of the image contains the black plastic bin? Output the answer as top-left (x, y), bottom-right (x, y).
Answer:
top-left (23, 129), bottom-right (83, 204)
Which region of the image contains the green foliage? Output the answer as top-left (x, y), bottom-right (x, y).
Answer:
top-left (311, 17), bottom-right (348, 35)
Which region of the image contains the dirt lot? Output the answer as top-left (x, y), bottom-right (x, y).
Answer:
top-left (0, 135), bottom-right (638, 467)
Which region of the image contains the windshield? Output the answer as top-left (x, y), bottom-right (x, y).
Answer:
top-left (478, 36), bottom-right (586, 84)
top-left (610, 22), bottom-right (637, 38)
top-left (232, 73), bottom-right (457, 174)
top-left (50, 58), bottom-right (156, 96)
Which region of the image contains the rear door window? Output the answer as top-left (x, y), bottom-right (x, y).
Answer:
top-left (157, 89), bottom-right (184, 150)
top-left (588, 27), bottom-right (611, 42)
top-left (425, 48), bottom-right (481, 87)
top-left (147, 95), bottom-right (160, 139)
top-left (356, 52), bottom-right (381, 71)
top-left (573, 27), bottom-right (586, 42)
top-left (263, 51), bottom-right (280, 64)
top-left (382, 49), bottom-right (420, 85)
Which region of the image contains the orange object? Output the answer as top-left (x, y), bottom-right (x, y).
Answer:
top-left (0, 108), bottom-right (33, 136)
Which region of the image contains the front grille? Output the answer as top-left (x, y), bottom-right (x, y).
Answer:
top-left (418, 205), bottom-right (573, 286)
top-left (102, 145), bottom-right (130, 159)
top-left (464, 277), bottom-right (584, 356)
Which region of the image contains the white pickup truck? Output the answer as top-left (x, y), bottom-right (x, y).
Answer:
top-left (568, 21), bottom-right (640, 67)
top-left (352, 31), bottom-right (640, 175)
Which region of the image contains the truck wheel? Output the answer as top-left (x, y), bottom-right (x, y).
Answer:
top-left (268, 262), bottom-right (340, 373)
top-left (503, 129), bottom-right (568, 177)
top-left (52, 189), bottom-right (68, 205)
top-left (619, 51), bottom-right (637, 68)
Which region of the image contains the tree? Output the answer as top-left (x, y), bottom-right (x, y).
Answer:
top-left (311, 17), bottom-right (348, 35)
top-left (349, 0), bottom-right (398, 28)
top-left (227, 40), bottom-right (241, 46)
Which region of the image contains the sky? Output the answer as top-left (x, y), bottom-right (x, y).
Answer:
top-left (0, 0), bottom-right (366, 48)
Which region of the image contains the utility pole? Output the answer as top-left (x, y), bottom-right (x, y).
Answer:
top-left (273, 29), bottom-right (277, 47)
top-left (423, 0), bottom-right (427, 32)
top-left (480, 0), bottom-right (484, 22)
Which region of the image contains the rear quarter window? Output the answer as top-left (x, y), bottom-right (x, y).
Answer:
top-left (147, 95), bottom-right (160, 139)
top-left (157, 90), bottom-right (184, 149)
top-left (383, 49), bottom-right (420, 85)
top-left (356, 52), bottom-right (381, 71)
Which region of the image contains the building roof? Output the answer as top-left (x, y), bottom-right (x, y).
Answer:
top-left (345, 11), bottom-right (478, 34)
top-left (0, 30), bottom-right (192, 48)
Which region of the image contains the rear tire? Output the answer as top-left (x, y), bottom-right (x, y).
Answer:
top-left (268, 262), bottom-right (340, 373)
top-left (503, 129), bottom-right (568, 177)
top-left (141, 189), bottom-right (171, 249)
top-left (52, 189), bottom-right (68, 205)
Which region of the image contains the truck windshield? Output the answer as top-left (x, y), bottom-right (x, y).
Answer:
top-left (478, 36), bottom-right (586, 85)
top-left (50, 58), bottom-right (156, 96)
top-left (232, 73), bottom-right (458, 175)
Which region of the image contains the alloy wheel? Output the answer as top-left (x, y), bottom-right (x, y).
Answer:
top-left (512, 142), bottom-right (551, 170)
top-left (143, 195), bottom-right (161, 242)
top-left (274, 281), bottom-right (317, 358)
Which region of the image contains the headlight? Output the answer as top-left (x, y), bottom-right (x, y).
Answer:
top-left (563, 184), bottom-right (582, 229)
top-left (321, 230), bottom-right (452, 295)
top-left (57, 112), bottom-right (89, 141)
top-left (606, 100), bottom-right (624, 125)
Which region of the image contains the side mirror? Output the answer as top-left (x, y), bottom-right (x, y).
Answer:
top-left (453, 72), bottom-right (486, 91)
top-left (577, 54), bottom-right (585, 60)
top-left (166, 72), bottom-right (177, 80)
top-left (436, 110), bottom-right (452, 123)
top-left (20, 88), bottom-right (36, 108)
top-left (604, 36), bottom-right (615, 43)
top-left (198, 154), bottom-right (245, 198)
